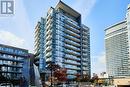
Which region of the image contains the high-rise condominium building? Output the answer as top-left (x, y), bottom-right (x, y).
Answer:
top-left (34, 1), bottom-right (90, 79)
top-left (105, 4), bottom-right (130, 78)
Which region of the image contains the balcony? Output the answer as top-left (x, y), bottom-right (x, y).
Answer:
top-left (82, 58), bottom-right (87, 62)
top-left (64, 29), bottom-right (80, 38)
top-left (65, 19), bottom-right (80, 29)
top-left (64, 44), bottom-right (80, 52)
top-left (34, 30), bottom-right (40, 39)
top-left (46, 58), bottom-right (52, 62)
top-left (45, 46), bottom-right (52, 53)
top-left (64, 34), bottom-right (80, 43)
top-left (82, 36), bottom-right (87, 40)
top-left (67, 72), bottom-right (77, 75)
top-left (82, 54), bottom-right (87, 57)
top-left (46, 24), bottom-right (52, 31)
top-left (0, 64), bottom-right (22, 68)
top-left (0, 56), bottom-right (23, 63)
top-left (45, 52), bottom-right (52, 58)
top-left (65, 66), bottom-right (80, 71)
top-left (82, 44), bottom-right (87, 48)
top-left (82, 49), bottom-right (87, 53)
top-left (45, 29), bottom-right (52, 36)
top-left (64, 39), bottom-right (80, 47)
top-left (0, 70), bottom-right (22, 74)
top-left (65, 49), bottom-right (80, 56)
top-left (83, 31), bottom-right (87, 36)
top-left (35, 24), bottom-right (40, 33)
top-left (45, 40), bottom-right (52, 47)
top-left (82, 40), bottom-right (87, 45)
top-left (64, 24), bottom-right (80, 34)
top-left (64, 15), bottom-right (79, 26)
top-left (46, 18), bottom-right (53, 25)
top-left (46, 12), bottom-right (53, 20)
top-left (64, 54), bottom-right (80, 61)
top-left (46, 35), bottom-right (52, 40)
top-left (82, 63), bottom-right (87, 66)
top-left (83, 67), bottom-right (88, 71)
top-left (64, 60), bottom-right (80, 66)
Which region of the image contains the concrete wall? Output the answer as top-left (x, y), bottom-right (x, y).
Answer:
top-left (114, 78), bottom-right (130, 86)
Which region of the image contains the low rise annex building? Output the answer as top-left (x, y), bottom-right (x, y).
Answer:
top-left (0, 44), bottom-right (30, 86)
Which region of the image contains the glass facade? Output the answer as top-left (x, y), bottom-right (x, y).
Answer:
top-left (34, 1), bottom-right (90, 79)
top-left (0, 44), bottom-right (30, 86)
top-left (105, 5), bottom-right (130, 78)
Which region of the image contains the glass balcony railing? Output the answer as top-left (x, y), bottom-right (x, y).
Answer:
top-left (45, 30), bottom-right (52, 36)
top-left (0, 64), bottom-right (22, 68)
top-left (64, 29), bottom-right (80, 38)
top-left (64, 16), bottom-right (80, 29)
top-left (65, 54), bottom-right (80, 61)
top-left (82, 58), bottom-right (87, 62)
top-left (65, 19), bottom-right (80, 29)
top-left (46, 24), bottom-right (52, 31)
top-left (64, 15), bottom-right (79, 25)
top-left (64, 24), bottom-right (80, 34)
top-left (83, 31), bottom-right (87, 36)
top-left (82, 41), bottom-right (87, 45)
top-left (45, 46), bottom-right (52, 52)
top-left (83, 67), bottom-right (88, 70)
top-left (82, 36), bottom-right (87, 40)
top-left (82, 63), bottom-right (87, 66)
top-left (46, 13), bottom-right (52, 20)
top-left (64, 34), bottom-right (80, 43)
top-left (46, 18), bottom-right (53, 25)
top-left (46, 35), bottom-right (52, 41)
top-left (64, 44), bottom-right (80, 52)
top-left (45, 52), bottom-right (52, 57)
top-left (82, 44), bottom-right (87, 48)
top-left (46, 58), bottom-right (52, 62)
top-left (65, 66), bottom-right (80, 70)
top-left (65, 49), bottom-right (80, 56)
top-left (83, 53), bottom-right (87, 56)
top-left (45, 41), bottom-right (52, 46)
top-left (64, 60), bottom-right (80, 65)
top-left (67, 72), bottom-right (77, 75)
top-left (0, 70), bottom-right (22, 74)
top-left (0, 55), bottom-right (24, 63)
top-left (64, 39), bottom-right (80, 47)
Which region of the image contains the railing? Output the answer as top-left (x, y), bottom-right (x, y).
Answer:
top-left (0, 55), bottom-right (24, 63)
